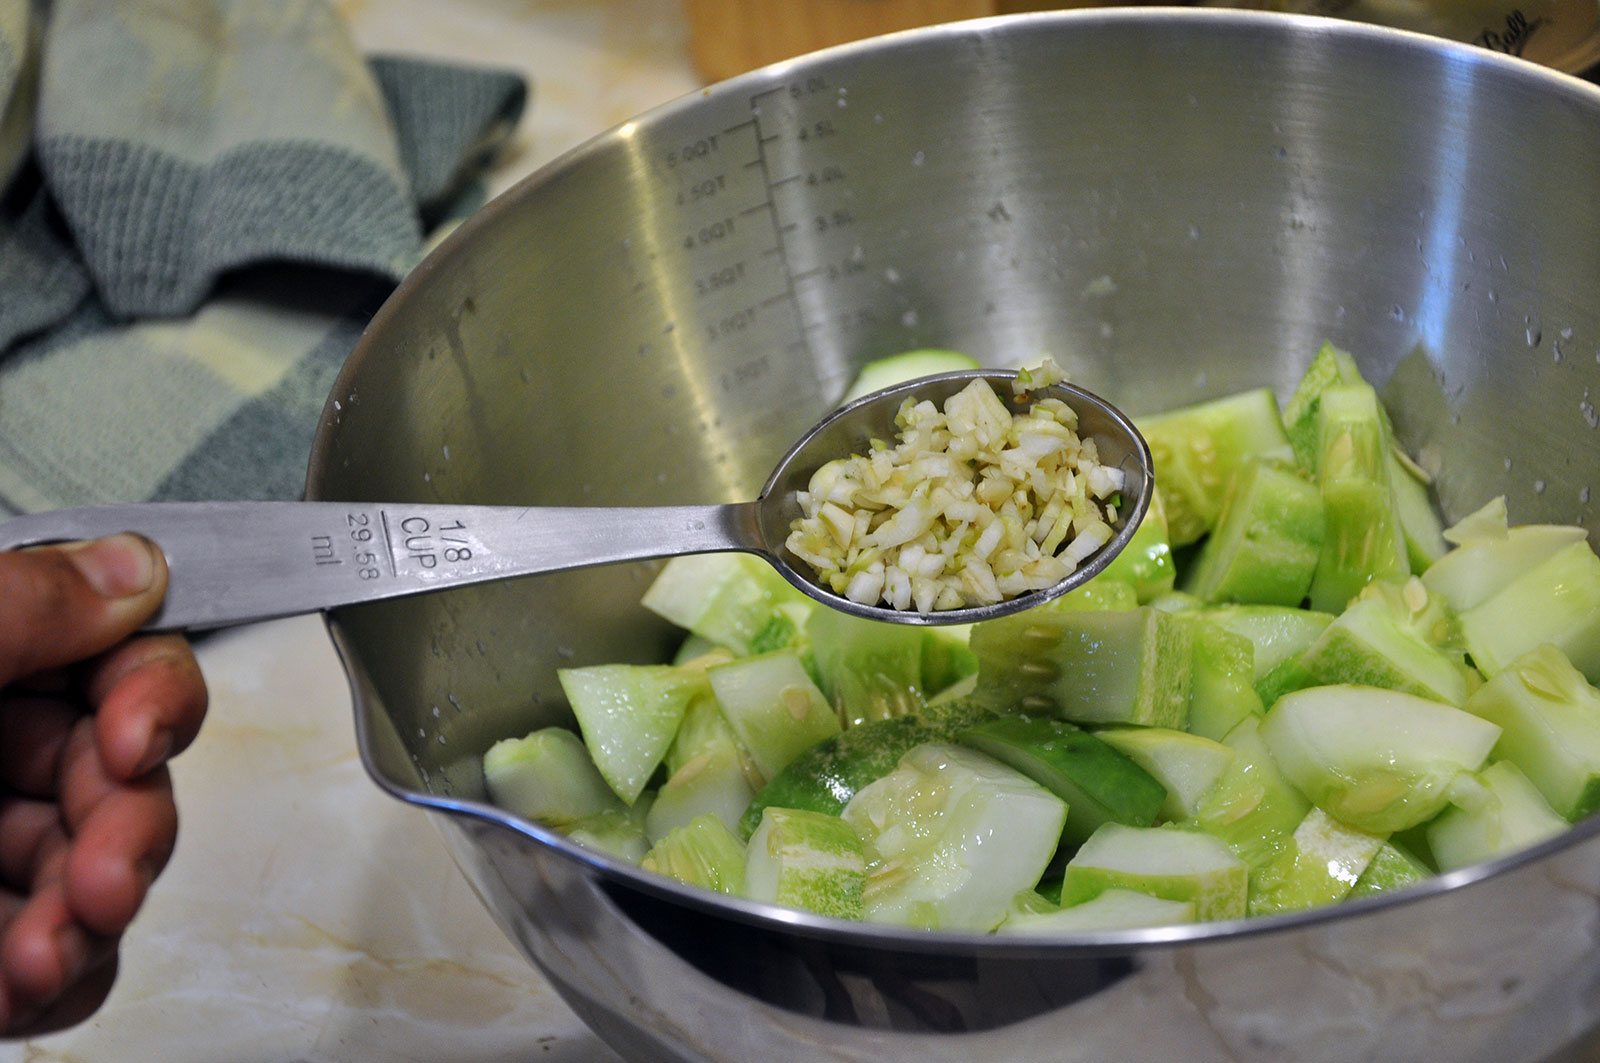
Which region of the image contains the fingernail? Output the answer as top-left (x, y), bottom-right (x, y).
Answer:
top-left (68, 534), bottom-right (159, 599)
top-left (133, 726), bottom-right (174, 776)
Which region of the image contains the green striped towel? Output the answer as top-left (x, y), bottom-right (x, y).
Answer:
top-left (0, 0), bottom-right (527, 514)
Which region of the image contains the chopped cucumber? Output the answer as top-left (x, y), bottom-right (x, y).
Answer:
top-left (745, 807), bottom-right (866, 920)
top-left (839, 349), bottom-right (981, 403)
top-left (1346, 841), bottom-right (1432, 898)
top-left (483, 727), bottom-right (626, 828)
top-left (645, 746), bottom-right (757, 844)
top-left (662, 689), bottom-right (746, 778)
top-left (1458, 539), bottom-right (1600, 683)
top-left (842, 742), bottom-right (1067, 931)
top-left (997, 887), bottom-right (1197, 934)
top-left (1282, 340), bottom-right (1365, 471)
top-left (1248, 806), bottom-right (1386, 915)
top-left (1059, 823), bottom-right (1249, 921)
top-left (1387, 444), bottom-right (1448, 573)
top-left (639, 813), bottom-right (747, 894)
top-left (566, 803), bottom-right (653, 864)
top-left (1425, 760), bottom-right (1567, 871)
top-left (641, 553), bottom-right (808, 656)
top-left (1192, 716), bottom-right (1311, 873)
top-left (1180, 615), bottom-right (1265, 741)
top-left (958, 716), bottom-right (1167, 845)
top-left (739, 714), bottom-right (948, 837)
top-left (1048, 578), bottom-right (1142, 612)
top-left (1462, 644), bottom-right (1600, 821)
top-left (1421, 522), bottom-right (1589, 614)
top-left (1296, 579), bottom-right (1477, 706)
top-left (707, 649), bottom-right (841, 782)
top-left (970, 606), bottom-right (1193, 728)
top-left (1098, 486), bottom-right (1177, 601)
top-left (921, 624), bottom-right (979, 699)
top-left (1136, 387), bottom-right (1294, 546)
top-left (1094, 726), bottom-right (1236, 822)
top-left (559, 663), bottom-right (709, 804)
top-left (482, 343), bottom-right (1590, 933)
top-left (1185, 459), bottom-right (1324, 606)
top-left (806, 608), bottom-right (929, 726)
top-left (1306, 383), bottom-right (1410, 612)
top-left (1260, 684), bottom-right (1502, 833)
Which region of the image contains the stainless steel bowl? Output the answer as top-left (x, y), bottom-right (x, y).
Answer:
top-left (306, 9), bottom-right (1600, 1061)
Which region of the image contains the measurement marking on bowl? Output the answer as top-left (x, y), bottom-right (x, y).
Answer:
top-left (651, 73), bottom-right (919, 393)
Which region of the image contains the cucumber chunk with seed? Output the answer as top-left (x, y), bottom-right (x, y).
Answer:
top-left (1306, 384), bottom-right (1410, 612)
top-left (1260, 684), bottom-right (1501, 833)
top-left (1458, 539), bottom-right (1600, 683)
top-left (1192, 716), bottom-right (1312, 873)
top-left (640, 813), bottom-right (747, 894)
top-left (1462, 643), bottom-right (1600, 821)
top-left (707, 649), bottom-right (841, 782)
top-left (843, 742), bottom-right (1067, 931)
top-left (1248, 806), bottom-right (1387, 915)
top-left (970, 606), bottom-right (1193, 728)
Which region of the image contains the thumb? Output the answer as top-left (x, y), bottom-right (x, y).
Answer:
top-left (0, 534), bottom-right (169, 685)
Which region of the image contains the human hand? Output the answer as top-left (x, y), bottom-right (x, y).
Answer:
top-left (0, 533), bottom-right (207, 1034)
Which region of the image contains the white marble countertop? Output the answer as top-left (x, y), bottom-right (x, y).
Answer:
top-left (14, 2), bottom-right (701, 1059)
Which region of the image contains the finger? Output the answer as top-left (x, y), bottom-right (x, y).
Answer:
top-left (0, 798), bottom-right (62, 893)
top-left (0, 876), bottom-right (102, 1031)
top-left (0, 695), bottom-right (78, 798)
top-left (0, 535), bottom-right (167, 686)
top-left (63, 774), bottom-right (176, 937)
top-left (87, 635), bottom-right (207, 779)
top-left (6, 951), bottom-right (118, 1038)
top-left (56, 722), bottom-right (177, 936)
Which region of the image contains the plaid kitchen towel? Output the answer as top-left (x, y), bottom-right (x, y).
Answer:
top-left (0, 0), bottom-right (527, 513)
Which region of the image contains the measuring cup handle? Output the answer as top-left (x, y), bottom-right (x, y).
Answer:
top-left (0, 500), bottom-right (765, 631)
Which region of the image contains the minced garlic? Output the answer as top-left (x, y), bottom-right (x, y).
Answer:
top-left (785, 362), bottom-right (1123, 612)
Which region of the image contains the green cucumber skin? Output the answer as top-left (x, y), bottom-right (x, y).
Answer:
top-left (1297, 595), bottom-right (1476, 707)
top-left (738, 700), bottom-right (998, 838)
top-left (739, 716), bottom-right (940, 837)
top-left (1186, 460), bottom-right (1325, 607)
top-left (958, 716), bottom-right (1167, 845)
top-left (1283, 341), bottom-right (1365, 472)
top-left (969, 607), bottom-right (1194, 729)
top-left (1181, 616), bottom-right (1266, 741)
top-left (1137, 388), bottom-right (1294, 547)
top-left (1346, 840), bottom-right (1431, 898)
